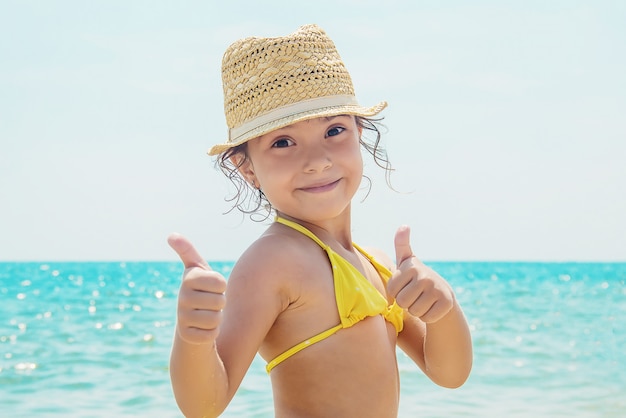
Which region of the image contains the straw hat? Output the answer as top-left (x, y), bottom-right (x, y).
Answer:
top-left (208, 24), bottom-right (387, 156)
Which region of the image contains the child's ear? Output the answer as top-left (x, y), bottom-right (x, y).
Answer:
top-left (231, 154), bottom-right (258, 187)
top-left (355, 116), bottom-right (363, 136)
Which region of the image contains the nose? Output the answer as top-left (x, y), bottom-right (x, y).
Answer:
top-left (303, 144), bottom-right (332, 173)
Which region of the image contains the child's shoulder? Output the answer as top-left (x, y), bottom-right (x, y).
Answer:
top-left (229, 222), bottom-right (322, 286)
top-left (358, 245), bottom-right (396, 273)
top-left (249, 222), bottom-right (315, 257)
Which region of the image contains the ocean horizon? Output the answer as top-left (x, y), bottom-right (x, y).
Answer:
top-left (1, 261), bottom-right (624, 417)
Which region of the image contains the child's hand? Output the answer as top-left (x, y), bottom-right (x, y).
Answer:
top-left (168, 233), bottom-right (227, 345)
top-left (387, 226), bottom-right (455, 324)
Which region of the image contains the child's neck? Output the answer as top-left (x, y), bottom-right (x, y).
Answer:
top-left (276, 210), bottom-right (354, 250)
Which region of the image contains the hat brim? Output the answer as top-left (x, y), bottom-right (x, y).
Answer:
top-left (208, 101), bottom-right (387, 156)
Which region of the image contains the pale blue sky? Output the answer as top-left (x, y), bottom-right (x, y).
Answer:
top-left (1, 1), bottom-right (625, 261)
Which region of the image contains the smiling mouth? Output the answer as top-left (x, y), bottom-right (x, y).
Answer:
top-left (300, 179), bottom-right (340, 193)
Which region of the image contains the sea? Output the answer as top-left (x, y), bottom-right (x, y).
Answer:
top-left (1, 261), bottom-right (624, 417)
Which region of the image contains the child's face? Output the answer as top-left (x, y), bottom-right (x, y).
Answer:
top-left (239, 115), bottom-right (363, 222)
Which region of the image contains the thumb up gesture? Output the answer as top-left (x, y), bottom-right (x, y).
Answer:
top-left (386, 226), bottom-right (455, 324)
top-left (168, 233), bottom-right (227, 345)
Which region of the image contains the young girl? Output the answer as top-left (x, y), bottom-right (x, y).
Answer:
top-left (168, 24), bottom-right (472, 418)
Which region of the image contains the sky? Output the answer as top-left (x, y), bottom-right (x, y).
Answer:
top-left (1, 0), bottom-right (625, 262)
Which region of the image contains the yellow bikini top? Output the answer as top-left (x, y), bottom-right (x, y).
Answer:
top-left (266, 217), bottom-right (404, 373)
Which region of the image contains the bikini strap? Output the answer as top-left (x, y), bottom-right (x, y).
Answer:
top-left (266, 324), bottom-right (343, 374)
top-left (275, 217), bottom-right (328, 250)
top-left (353, 243), bottom-right (392, 283)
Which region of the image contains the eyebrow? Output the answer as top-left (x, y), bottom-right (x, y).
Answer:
top-left (323, 115), bottom-right (349, 122)
top-left (267, 115), bottom-right (349, 137)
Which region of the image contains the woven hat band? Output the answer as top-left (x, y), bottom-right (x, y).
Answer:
top-left (228, 95), bottom-right (358, 142)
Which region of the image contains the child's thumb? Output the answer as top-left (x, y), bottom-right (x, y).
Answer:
top-left (167, 233), bottom-right (211, 270)
top-left (394, 225), bottom-right (413, 267)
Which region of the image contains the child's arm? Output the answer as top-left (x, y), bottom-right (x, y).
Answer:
top-left (168, 234), bottom-right (230, 417)
top-left (168, 234), bottom-right (287, 418)
top-left (387, 226), bottom-right (473, 388)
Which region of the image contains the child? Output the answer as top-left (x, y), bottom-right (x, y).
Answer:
top-left (168, 24), bottom-right (472, 418)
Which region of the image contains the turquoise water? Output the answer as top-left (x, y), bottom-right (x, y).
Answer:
top-left (1, 261), bottom-right (624, 417)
